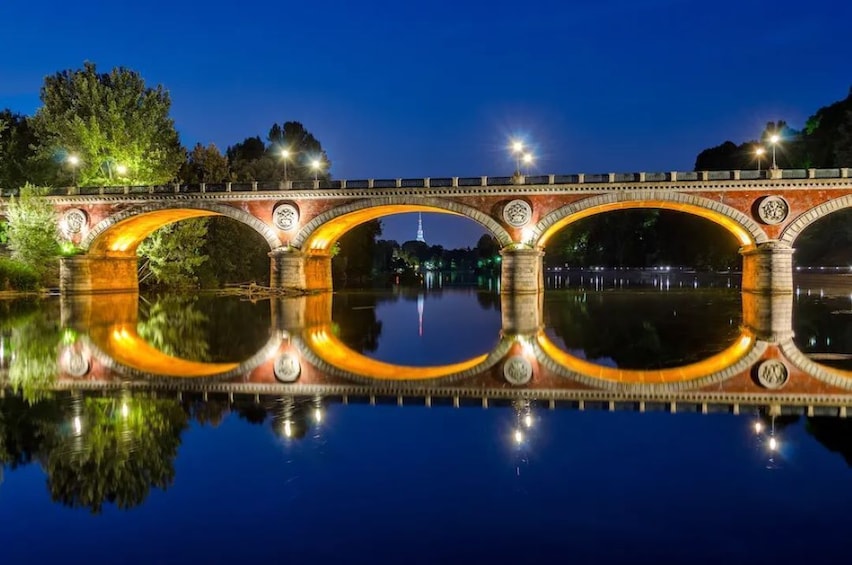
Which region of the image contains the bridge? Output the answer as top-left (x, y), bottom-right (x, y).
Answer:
top-left (25, 290), bottom-right (848, 410)
top-left (17, 167), bottom-right (852, 294)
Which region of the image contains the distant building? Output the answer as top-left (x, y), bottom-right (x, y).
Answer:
top-left (416, 212), bottom-right (426, 243)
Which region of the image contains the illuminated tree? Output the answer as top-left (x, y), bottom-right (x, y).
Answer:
top-left (32, 62), bottom-right (183, 186)
top-left (5, 183), bottom-right (60, 283)
top-left (137, 219), bottom-right (209, 288)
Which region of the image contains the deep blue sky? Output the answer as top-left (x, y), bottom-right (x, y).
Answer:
top-left (1, 0), bottom-right (850, 247)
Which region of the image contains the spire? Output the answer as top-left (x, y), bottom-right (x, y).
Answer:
top-left (416, 212), bottom-right (426, 243)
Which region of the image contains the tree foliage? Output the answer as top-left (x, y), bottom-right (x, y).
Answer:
top-left (5, 183), bottom-right (60, 283)
top-left (0, 110), bottom-right (40, 189)
top-left (179, 143), bottom-right (230, 184)
top-left (32, 62), bottom-right (183, 186)
top-left (138, 219), bottom-right (209, 288)
top-left (227, 121), bottom-right (329, 182)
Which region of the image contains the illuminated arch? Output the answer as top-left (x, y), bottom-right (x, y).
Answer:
top-left (535, 329), bottom-right (763, 392)
top-left (290, 197), bottom-right (513, 253)
top-left (82, 201), bottom-right (282, 256)
top-left (780, 194), bottom-right (852, 246)
top-left (531, 191), bottom-right (767, 249)
top-left (294, 325), bottom-right (511, 385)
top-left (779, 340), bottom-right (852, 390)
top-left (83, 327), bottom-right (282, 381)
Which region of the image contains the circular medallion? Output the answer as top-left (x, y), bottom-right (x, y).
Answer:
top-left (502, 199), bottom-right (532, 228)
top-left (61, 209), bottom-right (88, 236)
top-left (756, 196), bottom-right (789, 225)
top-left (503, 356), bottom-right (533, 386)
top-left (756, 359), bottom-right (788, 389)
top-left (273, 203), bottom-right (300, 232)
top-left (274, 353), bottom-right (301, 383)
top-left (61, 348), bottom-right (90, 378)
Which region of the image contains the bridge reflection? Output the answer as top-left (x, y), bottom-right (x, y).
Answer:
top-left (7, 290), bottom-right (842, 412)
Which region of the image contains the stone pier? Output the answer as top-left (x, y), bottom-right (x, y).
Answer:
top-left (500, 247), bottom-right (544, 294)
top-left (59, 255), bottom-right (139, 294)
top-left (501, 292), bottom-right (543, 335)
top-left (741, 241), bottom-right (794, 294)
top-left (269, 248), bottom-right (333, 293)
top-left (741, 292), bottom-right (794, 342)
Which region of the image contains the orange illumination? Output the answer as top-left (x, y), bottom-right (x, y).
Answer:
top-left (537, 201), bottom-right (754, 248)
top-left (102, 323), bottom-right (239, 377)
top-left (305, 206), bottom-right (464, 253)
top-left (91, 209), bottom-right (219, 256)
top-left (537, 330), bottom-right (755, 383)
top-left (305, 327), bottom-right (488, 380)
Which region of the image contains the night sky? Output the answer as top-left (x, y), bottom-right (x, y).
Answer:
top-left (1, 0), bottom-right (850, 247)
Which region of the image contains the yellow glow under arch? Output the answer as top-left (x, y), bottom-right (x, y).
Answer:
top-left (537, 329), bottom-right (755, 384)
top-left (304, 326), bottom-right (489, 380)
top-left (91, 209), bottom-right (218, 256)
top-left (303, 205), bottom-right (465, 253)
top-left (536, 201), bottom-right (756, 249)
top-left (98, 324), bottom-right (240, 377)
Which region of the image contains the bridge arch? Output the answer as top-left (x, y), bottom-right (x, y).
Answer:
top-left (290, 197), bottom-right (513, 253)
top-left (779, 194), bottom-right (852, 246)
top-left (530, 191), bottom-right (768, 249)
top-left (82, 201), bottom-right (283, 256)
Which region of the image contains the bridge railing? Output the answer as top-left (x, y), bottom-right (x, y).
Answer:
top-left (7, 168), bottom-right (850, 197)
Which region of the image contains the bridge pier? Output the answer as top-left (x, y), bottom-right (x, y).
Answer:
top-left (59, 255), bottom-right (139, 294)
top-left (741, 241), bottom-right (794, 294)
top-left (742, 292), bottom-right (794, 342)
top-left (500, 247), bottom-right (544, 294)
top-left (501, 293), bottom-right (543, 334)
top-left (269, 248), bottom-right (332, 293)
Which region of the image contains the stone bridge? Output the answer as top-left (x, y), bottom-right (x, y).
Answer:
top-left (20, 167), bottom-right (852, 294)
top-left (35, 291), bottom-right (851, 410)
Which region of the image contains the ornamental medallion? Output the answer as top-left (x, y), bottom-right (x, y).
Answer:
top-left (273, 203), bottom-right (300, 231)
top-left (502, 199), bottom-right (532, 228)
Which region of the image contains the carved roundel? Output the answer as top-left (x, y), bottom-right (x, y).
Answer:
top-left (274, 353), bottom-right (301, 383)
top-left (503, 355), bottom-right (533, 386)
top-left (272, 203), bottom-right (300, 232)
top-left (756, 359), bottom-right (789, 389)
top-left (61, 208), bottom-right (88, 236)
top-left (502, 199), bottom-right (532, 228)
top-left (756, 196), bottom-right (789, 225)
top-left (61, 348), bottom-right (90, 378)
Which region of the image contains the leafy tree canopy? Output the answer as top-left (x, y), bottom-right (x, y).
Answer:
top-left (5, 183), bottom-right (60, 283)
top-left (32, 61), bottom-right (183, 186)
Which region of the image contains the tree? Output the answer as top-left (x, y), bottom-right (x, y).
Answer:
top-left (0, 110), bottom-right (41, 189)
top-left (5, 183), bottom-right (60, 283)
top-left (179, 143), bottom-right (230, 184)
top-left (227, 121), bottom-right (330, 182)
top-left (137, 219), bottom-right (209, 288)
top-left (333, 220), bottom-right (383, 285)
top-left (32, 62), bottom-right (183, 186)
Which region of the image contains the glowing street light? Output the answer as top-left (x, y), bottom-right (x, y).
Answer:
top-left (311, 158), bottom-right (323, 181)
top-left (115, 164), bottom-right (128, 177)
top-left (67, 154), bottom-right (80, 186)
top-left (522, 152), bottom-right (534, 175)
top-left (280, 148), bottom-right (291, 181)
top-left (769, 134), bottom-right (780, 169)
top-left (510, 140), bottom-right (525, 175)
top-left (755, 147), bottom-right (765, 172)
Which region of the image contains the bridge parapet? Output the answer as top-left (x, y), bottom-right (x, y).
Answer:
top-left (5, 168), bottom-right (850, 198)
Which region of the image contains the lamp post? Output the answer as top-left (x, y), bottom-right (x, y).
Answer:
top-left (769, 134), bottom-right (780, 169)
top-left (522, 152), bottom-right (533, 176)
top-left (755, 147), bottom-right (765, 172)
top-left (280, 148), bottom-right (291, 181)
top-left (67, 154), bottom-right (80, 186)
top-left (511, 140), bottom-right (524, 175)
top-left (311, 158), bottom-right (322, 182)
top-left (115, 164), bottom-right (128, 178)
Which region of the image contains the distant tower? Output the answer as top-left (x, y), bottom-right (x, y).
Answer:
top-left (416, 213), bottom-right (426, 243)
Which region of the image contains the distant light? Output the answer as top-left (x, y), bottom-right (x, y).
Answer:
top-left (769, 437), bottom-right (778, 451)
top-left (281, 148), bottom-right (290, 159)
top-left (121, 402), bottom-right (129, 419)
top-left (311, 159), bottom-right (322, 170)
top-left (511, 140), bottom-right (524, 153)
top-left (754, 421), bottom-right (763, 434)
top-left (116, 164), bottom-right (128, 176)
top-left (284, 420), bottom-right (292, 438)
top-left (770, 134), bottom-right (780, 144)
top-left (524, 414), bottom-right (532, 428)
top-left (73, 416), bottom-right (82, 435)
top-left (522, 153), bottom-right (534, 165)
top-left (314, 408), bottom-right (322, 423)
top-left (514, 429), bottom-right (524, 444)
top-left (67, 155), bottom-right (80, 166)
top-left (755, 147), bottom-right (766, 156)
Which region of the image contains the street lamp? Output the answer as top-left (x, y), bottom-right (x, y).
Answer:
top-left (522, 152), bottom-right (534, 176)
top-left (310, 158), bottom-right (322, 181)
top-left (755, 147), bottom-right (765, 172)
top-left (511, 140), bottom-right (524, 175)
top-left (769, 134), bottom-right (780, 169)
top-left (67, 154), bottom-right (80, 186)
top-left (115, 164), bottom-right (128, 177)
top-left (280, 148), bottom-right (291, 181)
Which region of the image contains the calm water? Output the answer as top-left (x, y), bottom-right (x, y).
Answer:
top-left (1, 272), bottom-right (851, 563)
